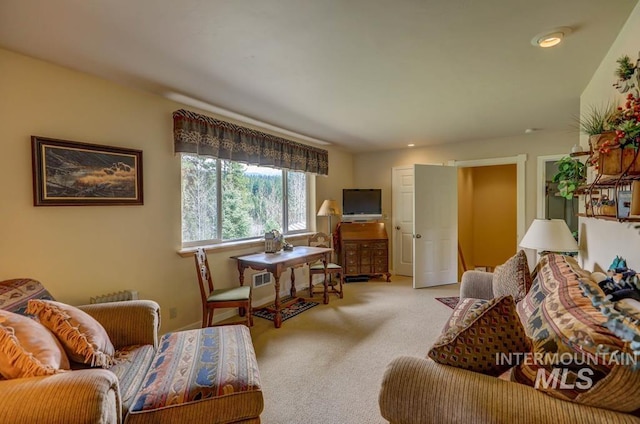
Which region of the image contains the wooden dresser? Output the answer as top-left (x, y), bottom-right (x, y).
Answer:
top-left (339, 222), bottom-right (391, 282)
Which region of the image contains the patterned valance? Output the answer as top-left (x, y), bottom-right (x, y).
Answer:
top-left (173, 109), bottom-right (329, 175)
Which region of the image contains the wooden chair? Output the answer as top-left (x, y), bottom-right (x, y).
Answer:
top-left (194, 248), bottom-right (253, 327)
top-left (308, 232), bottom-right (344, 300)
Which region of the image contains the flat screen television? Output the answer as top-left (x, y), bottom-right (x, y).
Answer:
top-left (342, 189), bottom-right (382, 221)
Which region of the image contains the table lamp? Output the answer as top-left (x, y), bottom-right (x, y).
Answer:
top-left (519, 219), bottom-right (579, 255)
top-left (317, 199), bottom-right (341, 248)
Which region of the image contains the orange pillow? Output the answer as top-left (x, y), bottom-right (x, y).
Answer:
top-left (0, 310), bottom-right (70, 379)
top-left (27, 300), bottom-right (115, 367)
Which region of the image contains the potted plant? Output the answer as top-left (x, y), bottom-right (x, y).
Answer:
top-left (552, 156), bottom-right (587, 199)
top-left (593, 52), bottom-right (640, 174)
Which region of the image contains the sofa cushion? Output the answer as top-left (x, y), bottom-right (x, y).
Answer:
top-left (128, 326), bottom-right (263, 423)
top-left (492, 250), bottom-right (532, 303)
top-left (428, 296), bottom-right (530, 377)
top-left (27, 300), bottom-right (116, 367)
top-left (513, 254), bottom-right (640, 413)
top-left (106, 345), bottom-right (155, 416)
top-left (0, 309), bottom-right (69, 379)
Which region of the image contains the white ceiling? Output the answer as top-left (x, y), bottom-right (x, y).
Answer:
top-left (0, 0), bottom-right (637, 152)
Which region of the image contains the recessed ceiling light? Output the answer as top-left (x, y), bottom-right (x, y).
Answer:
top-left (407, 144), bottom-right (415, 147)
top-left (531, 27), bottom-right (572, 48)
top-left (524, 128), bottom-right (537, 134)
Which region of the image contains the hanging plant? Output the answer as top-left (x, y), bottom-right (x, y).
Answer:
top-left (552, 156), bottom-right (587, 199)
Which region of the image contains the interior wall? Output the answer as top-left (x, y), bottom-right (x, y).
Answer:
top-left (579, 2), bottom-right (640, 272)
top-left (457, 168), bottom-right (474, 277)
top-left (353, 131), bottom-right (577, 268)
top-left (0, 48), bottom-right (354, 332)
top-left (470, 165), bottom-right (517, 268)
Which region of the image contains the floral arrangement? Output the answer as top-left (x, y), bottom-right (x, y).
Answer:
top-left (593, 52), bottom-right (640, 158)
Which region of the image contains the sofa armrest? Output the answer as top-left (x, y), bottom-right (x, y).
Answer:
top-left (379, 356), bottom-right (640, 424)
top-left (459, 270), bottom-right (494, 300)
top-left (0, 369), bottom-right (121, 424)
top-left (79, 300), bottom-right (160, 349)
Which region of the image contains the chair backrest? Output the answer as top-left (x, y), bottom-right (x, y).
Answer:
top-left (194, 249), bottom-right (214, 302)
top-left (309, 232), bottom-right (331, 248)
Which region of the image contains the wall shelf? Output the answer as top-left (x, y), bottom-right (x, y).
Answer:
top-left (579, 172), bottom-right (640, 221)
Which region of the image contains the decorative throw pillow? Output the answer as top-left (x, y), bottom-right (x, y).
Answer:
top-left (0, 309), bottom-right (70, 379)
top-left (428, 296), bottom-right (530, 376)
top-left (26, 299), bottom-right (115, 367)
top-left (492, 250), bottom-right (532, 303)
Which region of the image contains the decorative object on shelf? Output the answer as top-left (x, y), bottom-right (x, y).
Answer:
top-left (587, 52), bottom-right (640, 175)
top-left (586, 194), bottom-right (617, 217)
top-left (264, 230), bottom-right (284, 253)
top-left (617, 190), bottom-right (633, 218)
top-left (551, 156), bottom-right (586, 199)
top-left (31, 136), bottom-right (143, 206)
top-left (519, 219), bottom-right (579, 255)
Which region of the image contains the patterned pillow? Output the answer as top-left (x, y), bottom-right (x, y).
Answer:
top-left (0, 309), bottom-right (70, 379)
top-left (492, 250), bottom-right (532, 303)
top-left (428, 296), bottom-right (530, 376)
top-left (26, 300), bottom-right (115, 367)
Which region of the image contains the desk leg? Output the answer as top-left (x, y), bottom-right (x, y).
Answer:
top-left (237, 262), bottom-right (247, 317)
top-left (290, 268), bottom-right (297, 298)
top-left (323, 253), bottom-right (329, 305)
top-left (273, 275), bottom-right (282, 328)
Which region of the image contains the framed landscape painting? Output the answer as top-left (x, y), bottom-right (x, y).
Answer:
top-left (31, 136), bottom-right (143, 206)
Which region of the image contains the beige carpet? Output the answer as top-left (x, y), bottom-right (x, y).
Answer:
top-left (249, 276), bottom-right (459, 424)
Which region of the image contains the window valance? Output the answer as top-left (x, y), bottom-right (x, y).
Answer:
top-left (173, 109), bottom-right (329, 175)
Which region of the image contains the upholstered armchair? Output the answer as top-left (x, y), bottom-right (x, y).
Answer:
top-left (0, 278), bottom-right (160, 424)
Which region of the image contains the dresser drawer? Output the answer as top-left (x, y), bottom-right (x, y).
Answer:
top-left (345, 256), bottom-right (358, 266)
top-left (374, 264), bottom-right (388, 273)
top-left (343, 243), bottom-right (359, 250)
top-left (346, 266), bottom-right (359, 274)
top-left (374, 256), bottom-right (387, 266)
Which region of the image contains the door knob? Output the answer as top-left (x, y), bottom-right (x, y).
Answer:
top-left (415, 234), bottom-right (422, 239)
top-left (395, 226), bottom-right (401, 230)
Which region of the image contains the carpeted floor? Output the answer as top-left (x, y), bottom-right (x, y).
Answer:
top-left (249, 275), bottom-right (459, 424)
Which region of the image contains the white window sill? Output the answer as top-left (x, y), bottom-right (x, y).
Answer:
top-left (177, 232), bottom-right (316, 258)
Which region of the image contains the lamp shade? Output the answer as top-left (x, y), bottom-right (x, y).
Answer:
top-left (519, 219), bottom-right (578, 253)
top-left (317, 199), bottom-right (341, 216)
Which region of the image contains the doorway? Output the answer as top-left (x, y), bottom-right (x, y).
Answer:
top-left (457, 164), bottom-right (517, 279)
top-left (391, 155), bottom-right (525, 285)
top-left (537, 155), bottom-right (578, 234)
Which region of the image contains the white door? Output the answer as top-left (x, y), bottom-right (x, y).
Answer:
top-left (413, 164), bottom-right (458, 288)
top-left (391, 166), bottom-right (414, 276)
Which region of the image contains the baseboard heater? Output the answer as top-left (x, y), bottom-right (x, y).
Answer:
top-left (90, 289), bottom-right (139, 304)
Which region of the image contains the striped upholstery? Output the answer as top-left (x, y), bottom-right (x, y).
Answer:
top-left (379, 356), bottom-right (640, 424)
top-left (108, 345), bottom-right (155, 415)
top-left (127, 326), bottom-right (263, 424)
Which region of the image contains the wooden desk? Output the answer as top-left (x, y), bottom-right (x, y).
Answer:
top-left (339, 222), bottom-right (391, 282)
top-left (233, 246), bottom-right (332, 328)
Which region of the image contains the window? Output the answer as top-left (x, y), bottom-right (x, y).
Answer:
top-left (181, 154), bottom-right (310, 246)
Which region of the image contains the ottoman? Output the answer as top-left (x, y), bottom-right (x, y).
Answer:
top-left (126, 325), bottom-right (263, 424)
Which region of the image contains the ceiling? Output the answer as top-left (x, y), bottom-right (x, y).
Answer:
top-left (0, 0), bottom-right (637, 152)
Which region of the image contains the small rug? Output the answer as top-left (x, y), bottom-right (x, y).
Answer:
top-left (435, 296), bottom-right (460, 309)
top-left (252, 297), bottom-right (319, 322)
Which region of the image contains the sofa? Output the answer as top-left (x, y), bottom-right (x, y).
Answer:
top-left (379, 254), bottom-right (640, 424)
top-left (0, 278), bottom-right (264, 424)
